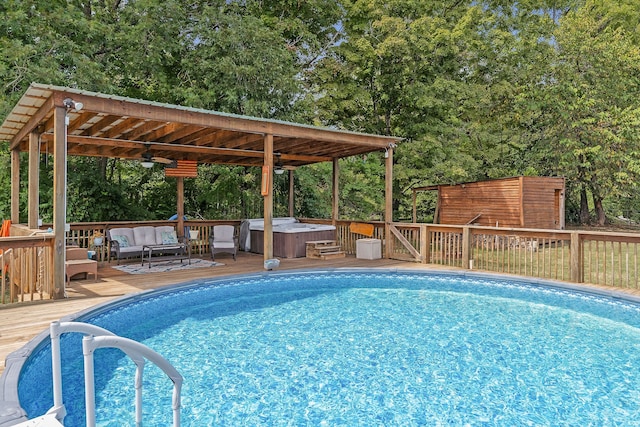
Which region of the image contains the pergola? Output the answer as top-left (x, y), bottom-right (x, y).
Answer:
top-left (0, 83), bottom-right (401, 298)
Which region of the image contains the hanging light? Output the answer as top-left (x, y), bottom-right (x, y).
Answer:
top-left (274, 153), bottom-right (285, 175)
top-left (140, 146), bottom-right (156, 168)
top-left (384, 142), bottom-right (397, 158)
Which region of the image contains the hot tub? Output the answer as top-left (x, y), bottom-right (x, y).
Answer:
top-left (249, 222), bottom-right (337, 258)
top-left (239, 217), bottom-right (298, 252)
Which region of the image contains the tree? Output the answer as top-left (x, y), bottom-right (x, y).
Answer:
top-left (531, 1), bottom-right (640, 225)
top-left (308, 0), bottom-right (565, 220)
top-left (0, 0), bottom-right (345, 221)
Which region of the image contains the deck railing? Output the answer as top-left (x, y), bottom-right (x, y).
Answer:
top-left (0, 227), bottom-right (54, 304)
top-left (2, 220), bottom-right (640, 305)
top-left (376, 223), bottom-right (640, 289)
top-left (0, 221), bottom-right (242, 304)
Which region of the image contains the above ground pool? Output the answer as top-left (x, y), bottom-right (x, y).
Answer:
top-left (10, 270), bottom-right (640, 426)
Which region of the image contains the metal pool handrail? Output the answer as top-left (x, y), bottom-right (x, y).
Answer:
top-left (49, 321), bottom-right (183, 427)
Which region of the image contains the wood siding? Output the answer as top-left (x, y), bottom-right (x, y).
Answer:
top-left (437, 176), bottom-right (565, 230)
top-left (521, 177), bottom-right (565, 229)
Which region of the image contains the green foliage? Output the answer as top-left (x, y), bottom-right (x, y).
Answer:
top-left (293, 163), bottom-right (334, 219)
top-left (1, 0), bottom-right (640, 226)
top-left (0, 143), bottom-right (11, 219)
top-left (522, 1), bottom-right (640, 224)
top-left (339, 155), bottom-right (386, 220)
top-left (0, 0), bottom-right (342, 222)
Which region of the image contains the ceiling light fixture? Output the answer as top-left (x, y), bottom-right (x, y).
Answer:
top-left (384, 142), bottom-right (397, 158)
top-left (140, 160), bottom-right (154, 169)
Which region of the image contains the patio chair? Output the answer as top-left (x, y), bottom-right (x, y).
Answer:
top-left (209, 225), bottom-right (238, 261)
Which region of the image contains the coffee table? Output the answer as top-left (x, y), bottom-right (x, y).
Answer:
top-left (141, 243), bottom-right (190, 268)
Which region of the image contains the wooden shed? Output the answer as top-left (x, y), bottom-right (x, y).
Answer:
top-left (413, 176), bottom-right (565, 229)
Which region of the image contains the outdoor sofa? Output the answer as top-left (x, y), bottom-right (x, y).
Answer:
top-left (107, 225), bottom-right (190, 264)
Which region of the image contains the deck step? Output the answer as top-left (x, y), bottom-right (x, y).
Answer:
top-left (306, 240), bottom-right (346, 259)
top-left (319, 251), bottom-right (346, 260)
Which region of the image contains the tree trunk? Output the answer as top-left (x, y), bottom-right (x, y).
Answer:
top-left (99, 157), bottom-right (108, 179)
top-left (590, 175), bottom-right (606, 226)
top-left (593, 196), bottom-right (606, 226)
top-left (579, 187), bottom-right (590, 224)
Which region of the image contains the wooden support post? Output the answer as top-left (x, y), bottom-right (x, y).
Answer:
top-left (263, 134), bottom-right (274, 261)
top-left (332, 158), bottom-right (339, 226)
top-left (384, 147), bottom-right (393, 258)
top-left (461, 226), bottom-right (472, 269)
top-left (177, 177), bottom-right (184, 237)
top-left (570, 231), bottom-right (582, 283)
top-left (11, 149), bottom-right (20, 224)
top-left (288, 170), bottom-right (294, 217)
top-left (52, 106), bottom-right (66, 300)
top-left (28, 131), bottom-right (40, 229)
top-left (412, 190), bottom-right (417, 223)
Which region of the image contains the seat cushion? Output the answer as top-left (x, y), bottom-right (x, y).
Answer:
top-left (213, 225), bottom-right (235, 242)
top-left (213, 242), bottom-right (236, 249)
top-left (133, 226), bottom-right (158, 246)
top-left (119, 245), bottom-right (143, 254)
top-left (155, 226), bottom-right (178, 245)
top-left (109, 228), bottom-right (136, 247)
top-left (160, 231), bottom-right (178, 245)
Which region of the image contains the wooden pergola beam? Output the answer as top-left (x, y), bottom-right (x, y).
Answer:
top-left (39, 134), bottom-right (333, 164)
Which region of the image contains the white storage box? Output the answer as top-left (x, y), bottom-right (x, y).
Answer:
top-left (356, 238), bottom-right (382, 260)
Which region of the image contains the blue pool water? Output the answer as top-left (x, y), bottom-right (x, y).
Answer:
top-left (17, 271), bottom-right (640, 425)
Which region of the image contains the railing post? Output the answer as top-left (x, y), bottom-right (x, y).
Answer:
top-left (461, 226), bottom-right (472, 269)
top-left (421, 225), bottom-right (430, 264)
top-left (570, 231), bottom-right (582, 283)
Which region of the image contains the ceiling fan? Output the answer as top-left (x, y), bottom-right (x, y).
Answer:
top-left (139, 145), bottom-right (175, 168)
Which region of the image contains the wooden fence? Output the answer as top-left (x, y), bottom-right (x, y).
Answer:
top-left (2, 220), bottom-right (640, 305)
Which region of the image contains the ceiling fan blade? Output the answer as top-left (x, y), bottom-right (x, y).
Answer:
top-left (152, 156), bottom-right (174, 165)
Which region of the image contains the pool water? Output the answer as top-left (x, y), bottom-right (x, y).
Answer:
top-left (18, 271), bottom-right (640, 425)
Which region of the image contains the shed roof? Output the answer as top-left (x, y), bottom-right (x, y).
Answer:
top-left (0, 83), bottom-right (401, 169)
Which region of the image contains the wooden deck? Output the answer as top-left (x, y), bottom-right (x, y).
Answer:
top-left (0, 253), bottom-right (427, 374)
top-left (3, 251), bottom-right (638, 376)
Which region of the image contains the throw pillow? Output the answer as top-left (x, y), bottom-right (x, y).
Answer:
top-left (113, 235), bottom-right (129, 248)
top-left (161, 231), bottom-right (178, 245)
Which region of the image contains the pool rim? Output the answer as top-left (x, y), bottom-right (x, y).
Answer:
top-left (2, 267), bottom-right (640, 426)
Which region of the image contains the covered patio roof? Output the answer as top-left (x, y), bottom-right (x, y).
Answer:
top-left (0, 83), bottom-right (400, 168)
top-left (1, 83), bottom-right (400, 300)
